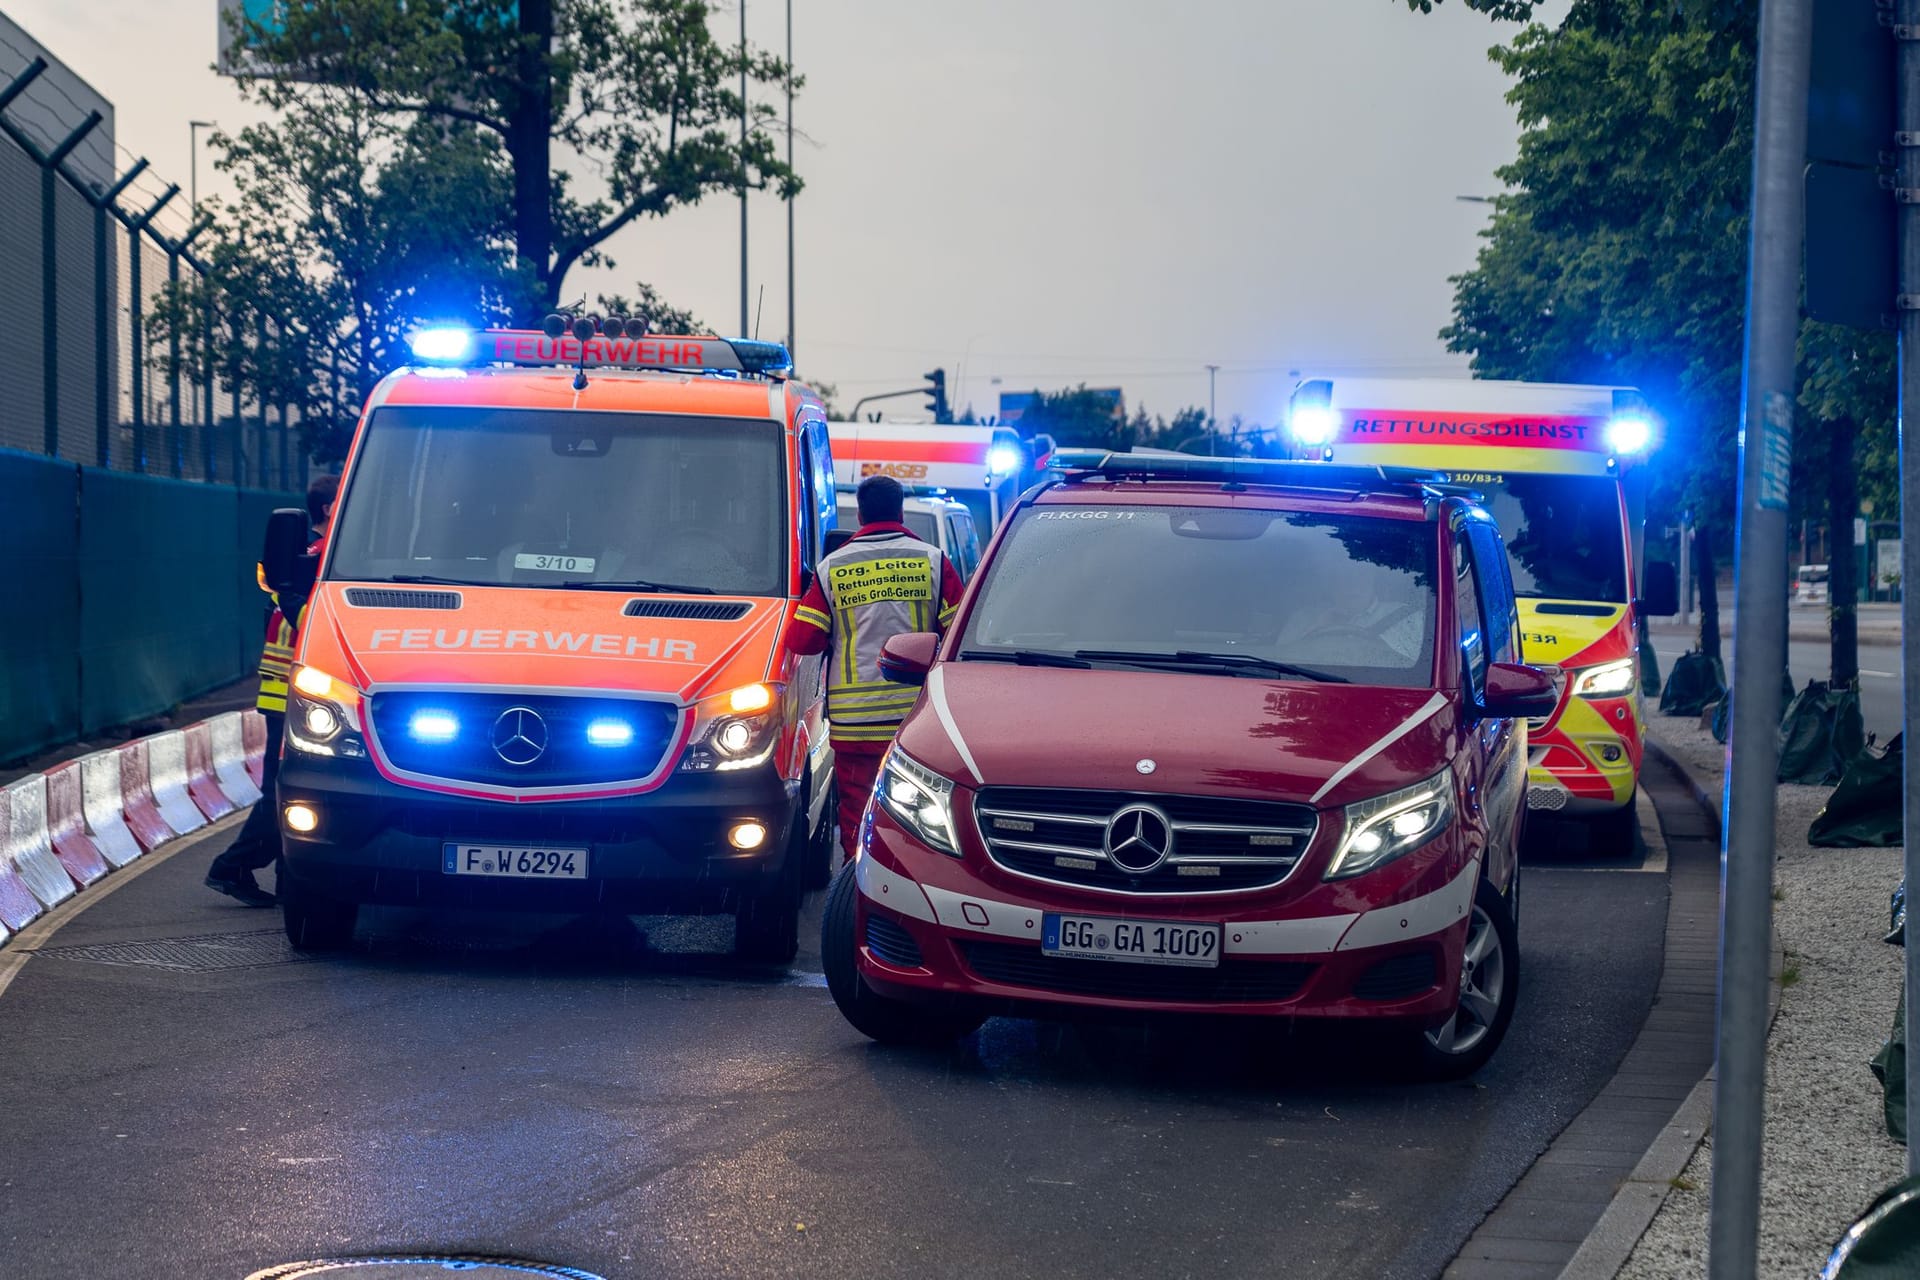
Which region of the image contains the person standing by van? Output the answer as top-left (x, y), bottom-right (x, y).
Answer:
top-left (785, 475), bottom-right (965, 864)
top-left (206, 475), bottom-right (338, 905)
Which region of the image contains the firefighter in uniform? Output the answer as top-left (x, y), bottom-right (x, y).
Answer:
top-left (205, 475), bottom-right (338, 905)
top-left (785, 474), bottom-right (965, 863)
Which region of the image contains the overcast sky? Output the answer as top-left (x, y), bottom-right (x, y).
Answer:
top-left (6, 0), bottom-right (1557, 425)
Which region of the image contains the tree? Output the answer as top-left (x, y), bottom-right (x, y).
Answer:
top-left (1014, 386), bottom-right (1134, 451)
top-left (231, 0), bottom-right (800, 317)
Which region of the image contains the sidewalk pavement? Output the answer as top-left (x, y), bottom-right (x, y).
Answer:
top-left (1616, 718), bottom-right (1905, 1279)
top-left (1648, 602), bottom-right (1900, 646)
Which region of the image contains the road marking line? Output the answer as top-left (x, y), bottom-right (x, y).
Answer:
top-left (0, 811), bottom-right (244, 1004)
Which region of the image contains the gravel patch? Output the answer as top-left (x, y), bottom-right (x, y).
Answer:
top-left (1619, 718), bottom-right (1905, 1279)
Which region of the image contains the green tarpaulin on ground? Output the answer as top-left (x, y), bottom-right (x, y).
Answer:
top-left (1778, 679), bottom-right (1866, 785)
top-left (1826, 1175), bottom-right (1920, 1277)
top-left (1659, 649), bottom-right (1725, 718)
top-left (1811, 735), bottom-right (1905, 849)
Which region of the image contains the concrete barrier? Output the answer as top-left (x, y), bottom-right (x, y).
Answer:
top-left (78, 750), bottom-right (143, 869)
top-left (0, 786), bottom-right (45, 932)
top-left (2, 774), bottom-right (76, 911)
top-left (145, 731), bottom-right (206, 837)
top-left (209, 712), bottom-right (262, 807)
top-left (44, 763), bottom-right (110, 888)
top-left (117, 740), bottom-right (178, 852)
top-left (184, 721), bottom-right (237, 822)
top-left (243, 710), bottom-right (266, 788)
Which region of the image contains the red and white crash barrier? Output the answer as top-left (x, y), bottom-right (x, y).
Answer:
top-left (0, 709), bottom-right (272, 949)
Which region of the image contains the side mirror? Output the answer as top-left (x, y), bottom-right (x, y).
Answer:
top-left (261, 508), bottom-right (317, 598)
top-left (1640, 559), bottom-right (1679, 617)
top-left (1481, 662), bottom-right (1559, 720)
top-left (878, 632), bottom-right (940, 687)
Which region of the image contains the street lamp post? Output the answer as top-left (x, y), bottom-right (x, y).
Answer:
top-left (1205, 364), bottom-right (1219, 455)
top-left (189, 120), bottom-right (215, 215)
top-left (785, 0), bottom-right (794, 363)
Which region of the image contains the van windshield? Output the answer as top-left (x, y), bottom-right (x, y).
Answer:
top-left (958, 505), bottom-right (1437, 687)
top-left (328, 407), bottom-right (788, 595)
top-left (1446, 473), bottom-right (1628, 604)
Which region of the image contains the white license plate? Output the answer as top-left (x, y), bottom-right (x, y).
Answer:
top-left (1041, 913), bottom-right (1221, 968)
top-left (442, 843), bottom-right (589, 879)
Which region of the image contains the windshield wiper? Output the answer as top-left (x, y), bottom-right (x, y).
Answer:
top-left (958, 648), bottom-right (1092, 669)
top-left (382, 573), bottom-right (492, 587)
top-left (553, 579), bottom-right (717, 596)
top-left (1072, 649), bottom-right (1350, 683)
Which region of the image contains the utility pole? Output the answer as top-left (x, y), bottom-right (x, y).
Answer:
top-left (785, 0), bottom-right (795, 364)
top-left (1897, 0), bottom-right (1920, 1183)
top-left (739, 0), bottom-right (749, 338)
top-left (1708, 0), bottom-right (1811, 1274)
top-left (1205, 364), bottom-right (1219, 455)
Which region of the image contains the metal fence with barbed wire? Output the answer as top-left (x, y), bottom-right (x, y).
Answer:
top-left (0, 37), bottom-right (307, 489)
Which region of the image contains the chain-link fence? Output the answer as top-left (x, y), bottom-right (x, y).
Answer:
top-left (0, 52), bottom-right (308, 490)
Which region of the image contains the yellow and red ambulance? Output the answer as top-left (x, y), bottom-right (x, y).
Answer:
top-left (1286, 377), bottom-right (1677, 852)
top-left (268, 321), bottom-right (840, 959)
top-left (826, 419), bottom-right (1030, 530)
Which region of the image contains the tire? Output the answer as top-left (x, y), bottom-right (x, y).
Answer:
top-left (803, 780), bottom-right (838, 891)
top-left (1411, 877), bottom-right (1519, 1081)
top-left (734, 815), bottom-right (805, 965)
top-left (821, 863), bottom-right (984, 1046)
top-left (1588, 792), bottom-right (1640, 858)
top-left (279, 867), bottom-right (357, 952)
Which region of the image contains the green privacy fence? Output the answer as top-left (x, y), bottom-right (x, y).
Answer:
top-left (0, 446), bottom-right (299, 764)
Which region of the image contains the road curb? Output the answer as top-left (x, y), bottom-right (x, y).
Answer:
top-left (1551, 729), bottom-right (1786, 1280)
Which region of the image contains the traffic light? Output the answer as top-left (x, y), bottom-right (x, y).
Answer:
top-left (923, 368), bottom-right (950, 423)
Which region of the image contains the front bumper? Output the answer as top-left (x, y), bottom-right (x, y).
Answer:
top-left (850, 807), bottom-right (1477, 1026)
top-left (1526, 692), bottom-right (1642, 813)
top-left (276, 751), bottom-right (803, 913)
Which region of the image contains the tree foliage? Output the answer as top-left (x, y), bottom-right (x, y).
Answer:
top-left (150, 0), bottom-right (789, 462)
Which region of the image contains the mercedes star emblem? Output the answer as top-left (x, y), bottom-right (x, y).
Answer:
top-left (490, 706), bottom-right (549, 766)
top-left (1136, 758), bottom-right (1156, 775)
top-left (1104, 804), bottom-right (1174, 875)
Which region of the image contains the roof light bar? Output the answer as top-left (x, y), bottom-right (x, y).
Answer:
top-left (1052, 454), bottom-right (1443, 497)
top-left (405, 324), bottom-right (793, 377)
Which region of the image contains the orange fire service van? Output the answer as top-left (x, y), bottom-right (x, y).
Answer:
top-left (265, 319), bottom-right (840, 962)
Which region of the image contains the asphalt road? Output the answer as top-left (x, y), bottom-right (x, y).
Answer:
top-left (1648, 627), bottom-right (1901, 741)
top-left (0, 813), bottom-right (1667, 1280)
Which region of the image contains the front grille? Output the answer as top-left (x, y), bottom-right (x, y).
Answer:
top-left (1352, 951), bottom-right (1439, 1001)
top-left (865, 914), bottom-right (925, 968)
top-left (344, 588), bottom-right (462, 610)
top-left (962, 942), bottom-right (1311, 1003)
top-left (973, 788), bottom-right (1316, 894)
top-left (369, 691), bottom-right (681, 789)
top-left (623, 599), bottom-right (753, 621)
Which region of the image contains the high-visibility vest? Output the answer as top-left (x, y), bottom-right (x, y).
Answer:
top-left (804, 530), bottom-right (950, 743)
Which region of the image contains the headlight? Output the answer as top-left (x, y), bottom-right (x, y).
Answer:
top-left (1571, 658), bottom-right (1635, 699)
top-left (285, 664), bottom-right (367, 759)
top-left (1324, 770), bottom-right (1455, 880)
top-left (681, 684), bottom-right (786, 772)
top-left (877, 748), bottom-right (960, 856)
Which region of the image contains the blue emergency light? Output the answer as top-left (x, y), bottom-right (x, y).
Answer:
top-left (1287, 405), bottom-right (1340, 447)
top-left (1604, 414), bottom-right (1652, 455)
top-left (407, 709), bottom-right (460, 744)
top-left (408, 326), bottom-right (476, 364)
top-left (585, 718), bottom-right (635, 748)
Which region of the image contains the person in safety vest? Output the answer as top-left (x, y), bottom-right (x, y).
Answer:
top-left (205, 474), bottom-right (339, 906)
top-left (785, 474), bottom-right (965, 863)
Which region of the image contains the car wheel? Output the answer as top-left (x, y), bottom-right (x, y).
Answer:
top-left (822, 863), bottom-right (984, 1046)
top-left (803, 780), bottom-right (838, 891)
top-left (734, 815), bottom-right (805, 965)
top-left (279, 866), bottom-right (357, 952)
top-left (1412, 877), bottom-right (1518, 1080)
top-left (1589, 792), bottom-right (1640, 858)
